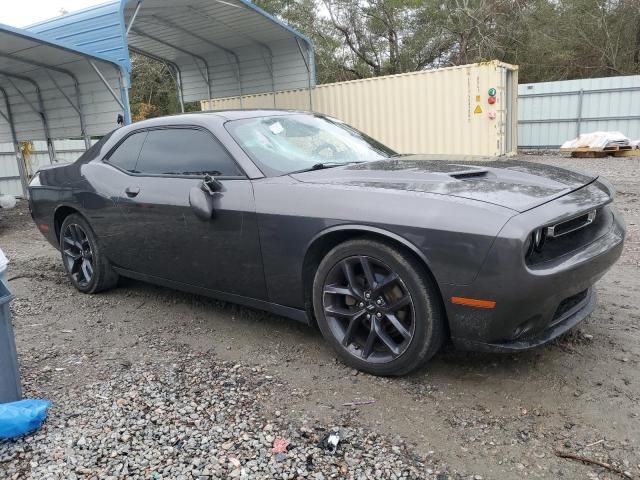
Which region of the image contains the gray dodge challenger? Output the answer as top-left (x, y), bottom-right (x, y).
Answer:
top-left (28, 110), bottom-right (625, 375)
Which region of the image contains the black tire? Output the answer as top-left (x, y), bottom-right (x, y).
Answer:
top-left (59, 213), bottom-right (118, 294)
top-left (312, 239), bottom-right (445, 376)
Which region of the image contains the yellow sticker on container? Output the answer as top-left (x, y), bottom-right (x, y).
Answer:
top-left (474, 105), bottom-right (482, 114)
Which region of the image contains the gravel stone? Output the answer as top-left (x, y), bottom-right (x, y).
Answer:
top-left (0, 355), bottom-right (446, 479)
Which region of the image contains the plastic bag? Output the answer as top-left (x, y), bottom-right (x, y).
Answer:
top-left (0, 399), bottom-right (51, 440)
top-left (0, 194), bottom-right (16, 210)
top-left (561, 131), bottom-right (629, 150)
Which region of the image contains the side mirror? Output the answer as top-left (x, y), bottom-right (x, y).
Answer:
top-left (189, 184), bottom-right (214, 220)
top-left (189, 176), bottom-right (223, 221)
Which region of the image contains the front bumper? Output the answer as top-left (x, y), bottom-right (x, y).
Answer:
top-left (443, 181), bottom-right (625, 352)
top-left (453, 288), bottom-right (597, 352)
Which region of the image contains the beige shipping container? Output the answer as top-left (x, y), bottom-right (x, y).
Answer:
top-left (202, 61), bottom-right (518, 157)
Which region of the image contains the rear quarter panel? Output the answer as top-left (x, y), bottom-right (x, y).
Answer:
top-left (28, 132), bottom-right (121, 249)
top-left (29, 165), bottom-right (80, 248)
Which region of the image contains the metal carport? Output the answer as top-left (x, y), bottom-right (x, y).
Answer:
top-left (121, 0), bottom-right (315, 109)
top-left (0, 23), bottom-right (128, 198)
top-left (27, 0), bottom-right (315, 111)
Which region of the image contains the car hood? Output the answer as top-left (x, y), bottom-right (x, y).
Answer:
top-left (289, 155), bottom-right (598, 212)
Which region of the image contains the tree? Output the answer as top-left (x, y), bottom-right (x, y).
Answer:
top-left (129, 54), bottom-right (199, 121)
top-left (254, 0), bottom-right (640, 83)
top-left (257, 0), bottom-right (455, 79)
top-left (255, 0), bottom-right (356, 82)
top-left (322, 0), bottom-right (445, 76)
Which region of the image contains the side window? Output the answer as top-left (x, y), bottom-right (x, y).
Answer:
top-left (135, 128), bottom-right (242, 176)
top-left (105, 131), bottom-right (147, 172)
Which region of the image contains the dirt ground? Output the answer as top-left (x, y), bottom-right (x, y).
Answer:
top-left (1, 153), bottom-right (639, 479)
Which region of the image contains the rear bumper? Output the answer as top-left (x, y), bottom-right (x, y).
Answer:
top-left (443, 189), bottom-right (625, 352)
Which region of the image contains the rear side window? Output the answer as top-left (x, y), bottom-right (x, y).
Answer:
top-left (76, 131), bottom-right (115, 164)
top-left (106, 131), bottom-right (147, 172)
top-left (135, 128), bottom-right (242, 176)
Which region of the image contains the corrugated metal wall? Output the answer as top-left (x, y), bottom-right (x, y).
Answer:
top-left (0, 139), bottom-right (95, 197)
top-left (518, 75), bottom-right (640, 148)
top-left (0, 61), bottom-right (124, 143)
top-left (0, 142), bottom-right (22, 198)
top-left (203, 61), bottom-right (518, 157)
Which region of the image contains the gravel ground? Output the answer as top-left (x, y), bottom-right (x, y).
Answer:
top-left (1, 355), bottom-right (435, 479)
top-left (0, 152), bottom-right (639, 479)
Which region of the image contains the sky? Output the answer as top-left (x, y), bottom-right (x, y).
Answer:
top-left (0, 0), bottom-right (109, 27)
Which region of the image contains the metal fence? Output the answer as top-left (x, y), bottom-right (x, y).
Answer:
top-left (518, 75), bottom-right (640, 149)
top-left (0, 139), bottom-right (94, 197)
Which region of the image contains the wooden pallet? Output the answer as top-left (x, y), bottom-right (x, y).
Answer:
top-left (611, 149), bottom-right (640, 157)
top-left (561, 145), bottom-right (637, 158)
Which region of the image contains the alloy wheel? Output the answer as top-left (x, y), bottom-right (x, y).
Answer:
top-left (322, 255), bottom-right (415, 363)
top-left (62, 223), bottom-right (94, 288)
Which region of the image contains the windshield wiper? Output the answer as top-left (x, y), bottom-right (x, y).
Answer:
top-left (288, 161), bottom-right (364, 175)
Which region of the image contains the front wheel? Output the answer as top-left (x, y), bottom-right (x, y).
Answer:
top-left (60, 213), bottom-right (118, 294)
top-left (312, 239), bottom-right (445, 376)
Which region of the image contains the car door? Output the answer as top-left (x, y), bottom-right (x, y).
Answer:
top-left (116, 126), bottom-right (266, 300)
top-left (92, 130), bottom-right (149, 269)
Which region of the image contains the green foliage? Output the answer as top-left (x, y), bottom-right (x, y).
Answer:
top-left (129, 54), bottom-right (200, 122)
top-left (255, 0), bottom-right (640, 83)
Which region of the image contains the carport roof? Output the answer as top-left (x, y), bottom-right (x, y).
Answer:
top-left (28, 0), bottom-right (316, 105)
top-left (0, 22), bottom-right (127, 196)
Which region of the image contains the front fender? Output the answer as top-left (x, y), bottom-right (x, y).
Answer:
top-left (255, 178), bottom-right (515, 308)
top-left (306, 223), bottom-right (435, 273)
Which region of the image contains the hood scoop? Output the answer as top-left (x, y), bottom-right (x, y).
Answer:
top-left (449, 169), bottom-right (490, 180)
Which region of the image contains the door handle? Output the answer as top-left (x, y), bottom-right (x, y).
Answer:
top-left (124, 186), bottom-right (140, 198)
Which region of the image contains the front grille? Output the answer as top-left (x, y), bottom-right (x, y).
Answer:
top-left (552, 289), bottom-right (588, 323)
top-left (547, 210), bottom-right (596, 238)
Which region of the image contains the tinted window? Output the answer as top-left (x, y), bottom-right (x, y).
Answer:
top-left (76, 131), bottom-right (115, 164)
top-left (134, 128), bottom-right (242, 176)
top-left (106, 131), bottom-right (147, 172)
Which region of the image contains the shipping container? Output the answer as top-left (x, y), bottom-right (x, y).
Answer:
top-left (202, 61), bottom-right (518, 157)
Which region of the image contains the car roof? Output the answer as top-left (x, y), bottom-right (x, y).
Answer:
top-left (205, 109), bottom-right (311, 120)
top-left (127, 109), bottom-right (312, 130)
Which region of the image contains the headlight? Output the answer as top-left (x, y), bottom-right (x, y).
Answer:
top-left (532, 228), bottom-right (545, 251)
top-left (526, 227), bottom-right (546, 256)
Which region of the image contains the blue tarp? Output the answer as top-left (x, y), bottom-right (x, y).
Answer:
top-left (0, 399), bottom-right (51, 440)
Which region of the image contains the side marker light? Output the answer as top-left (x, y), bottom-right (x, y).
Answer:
top-left (451, 297), bottom-right (496, 309)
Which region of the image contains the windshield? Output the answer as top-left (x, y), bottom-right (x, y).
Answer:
top-left (225, 114), bottom-right (395, 176)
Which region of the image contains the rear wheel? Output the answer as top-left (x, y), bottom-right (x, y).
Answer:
top-left (60, 213), bottom-right (118, 294)
top-left (313, 239), bottom-right (445, 376)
